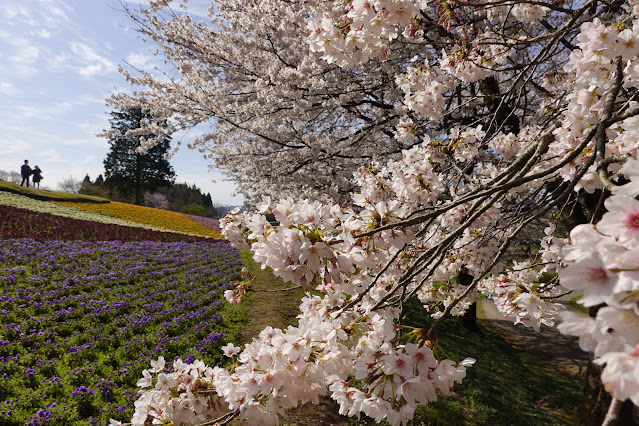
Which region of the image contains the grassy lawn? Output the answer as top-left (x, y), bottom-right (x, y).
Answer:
top-left (236, 250), bottom-right (308, 343)
top-left (402, 300), bottom-right (583, 425)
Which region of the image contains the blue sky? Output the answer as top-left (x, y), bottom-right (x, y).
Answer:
top-left (0, 0), bottom-right (243, 205)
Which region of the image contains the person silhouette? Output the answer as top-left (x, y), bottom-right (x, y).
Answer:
top-left (20, 160), bottom-right (32, 187)
top-left (31, 166), bottom-right (42, 189)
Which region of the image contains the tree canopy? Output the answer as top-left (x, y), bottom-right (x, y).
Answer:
top-left (109, 1), bottom-right (639, 425)
top-left (103, 106), bottom-right (175, 205)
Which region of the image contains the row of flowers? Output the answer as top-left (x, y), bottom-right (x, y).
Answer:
top-left (0, 204), bottom-right (214, 243)
top-left (179, 213), bottom-right (221, 232)
top-left (54, 201), bottom-right (224, 238)
top-left (0, 192), bottom-right (168, 232)
top-left (0, 238), bottom-right (243, 425)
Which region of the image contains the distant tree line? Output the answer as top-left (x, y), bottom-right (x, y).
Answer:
top-left (0, 170), bottom-right (22, 184)
top-left (79, 175), bottom-right (227, 218)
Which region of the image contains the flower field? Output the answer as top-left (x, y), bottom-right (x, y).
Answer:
top-left (179, 213), bottom-right (221, 232)
top-left (0, 238), bottom-right (242, 425)
top-left (0, 193), bottom-right (168, 232)
top-left (0, 205), bottom-right (211, 243)
top-left (0, 191), bottom-right (243, 425)
top-left (54, 201), bottom-right (224, 239)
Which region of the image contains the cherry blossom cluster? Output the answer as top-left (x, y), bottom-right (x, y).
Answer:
top-left (479, 260), bottom-right (563, 332)
top-left (307, 0), bottom-right (422, 66)
top-left (550, 19), bottom-right (639, 189)
top-left (557, 160), bottom-right (639, 405)
top-left (130, 293), bottom-right (475, 425)
top-left (119, 1), bottom-right (639, 424)
top-left (395, 64), bottom-right (452, 120)
top-left (510, 4), bottom-right (549, 24)
top-left (111, 356), bottom-right (224, 425)
top-left (438, 45), bottom-right (495, 84)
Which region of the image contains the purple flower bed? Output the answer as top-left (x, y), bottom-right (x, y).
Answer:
top-left (179, 213), bottom-right (221, 232)
top-left (0, 205), bottom-right (212, 242)
top-left (0, 238), bottom-right (242, 424)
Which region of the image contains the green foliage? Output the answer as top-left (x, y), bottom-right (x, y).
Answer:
top-left (103, 107), bottom-right (175, 205)
top-left (78, 181), bottom-right (110, 199)
top-left (181, 203), bottom-right (208, 217)
top-left (94, 174), bottom-right (105, 186)
top-left (568, 295), bottom-right (589, 315)
top-left (156, 182), bottom-right (215, 215)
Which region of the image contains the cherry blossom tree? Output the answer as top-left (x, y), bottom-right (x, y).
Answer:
top-left (108, 0), bottom-right (639, 425)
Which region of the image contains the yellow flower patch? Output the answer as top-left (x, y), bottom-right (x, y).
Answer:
top-left (53, 201), bottom-right (224, 239)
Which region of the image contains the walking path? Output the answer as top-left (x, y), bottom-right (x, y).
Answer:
top-left (478, 298), bottom-right (589, 380)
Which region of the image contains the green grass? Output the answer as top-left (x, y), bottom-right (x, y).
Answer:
top-left (0, 180), bottom-right (108, 203)
top-left (568, 295), bottom-right (589, 315)
top-left (236, 250), bottom-right (308, 342)
top-left (401, 299), bottom-right (583, 426)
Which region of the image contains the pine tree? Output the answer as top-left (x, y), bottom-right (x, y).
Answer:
top-left (103, 107), bottom-right (175, 205)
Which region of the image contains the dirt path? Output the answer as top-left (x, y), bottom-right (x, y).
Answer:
top-left (478, 298), bottom-right (589, 381)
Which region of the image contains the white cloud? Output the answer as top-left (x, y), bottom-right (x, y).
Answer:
top-left (0, 138), bottom-right (30, 156)
top-left (69, 42), bottom-right (117, 77)
top-left (48, 5), bottom-right (71, 22)
top-left (2, 5), bottom-right (35, 26)
top-left (6, 43), bottom-right (40, 76)
top-left (80, 154), bottom-right (97, 164)
top-left (31, 28), bottom-right (52, 39)
top-left (38, 149), bottom-right (70, 165)
top-left (125, 51), bottom-right (156, 70)
top-left (0, 82), bottom-right (19, 96)
top-left (37, 0), bottom-right (73, 27)
top-left (12, 102), bottom-right (74, 120)
top-left (46, 52), bottom-right (70, 72)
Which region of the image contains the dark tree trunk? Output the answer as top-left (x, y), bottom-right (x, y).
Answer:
top-left (460, 301), bottom-right (480, 332)
top-left (135, 154), bottom-right (142, 205)
top-left (583, 351), bottom-right (611, 426)
top-left (458, 268), bottom-right (481, 333)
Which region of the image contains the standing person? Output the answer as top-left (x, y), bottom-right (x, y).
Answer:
top-left (20, 160), bottom-right (32, 187)
top-left (31, 166), bottom-right (42, 189)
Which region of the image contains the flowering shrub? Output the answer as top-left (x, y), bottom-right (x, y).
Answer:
top-left (0, 204), bottom-right (212, 243)
top-left (0, 238), bottom-right (242, 424)
top-left (54, 201), bottom-right (224, 238)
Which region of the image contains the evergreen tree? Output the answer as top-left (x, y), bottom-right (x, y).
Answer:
top-left (103, 107), bottom-right (175, 205)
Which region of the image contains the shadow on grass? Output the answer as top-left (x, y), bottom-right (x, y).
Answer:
top-left (402, 300), bottom-right (583, 426)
